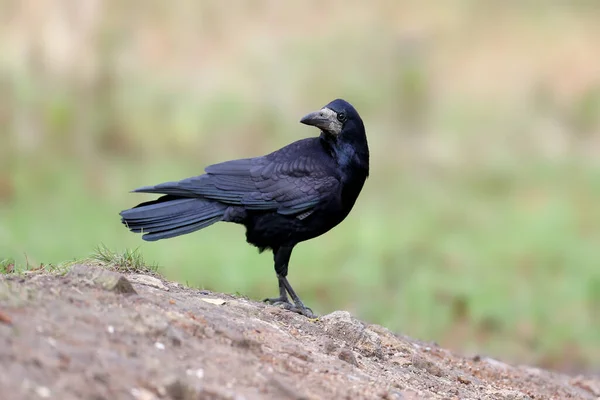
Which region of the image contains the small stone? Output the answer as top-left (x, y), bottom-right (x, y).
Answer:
top-left (154, 342), bottom-right (165, 350)
top-left (357, 328), bottom-right (383, 358)
top-left (35, 386), bottom-right (51, 398)
top-left (320, 311), bottom-right (365, 346)
top-left (0, 310), bottom-right (13, 324)
top-left (201, 298), bottom-right (226, 306)
top-left (129, 274), bottom-right (169, 291)
top-left (67, 265), bottom-right (136, 294)
top-left (411, 355), bottom-right (444, 377)
top-left (338, 348), bottom-right (359, 366)
top-left (107, 325), bottom-right (115, 334)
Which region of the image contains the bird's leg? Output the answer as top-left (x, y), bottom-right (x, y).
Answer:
top-left (263, 246), bottom-right (316, 318)
top-left (279, 275), bottom-right (316, 318)
top-left (263, 246), bottom-right (291, 305)
top-left (263, 276), bottom-right (290, 305)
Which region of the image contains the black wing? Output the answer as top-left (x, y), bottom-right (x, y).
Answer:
top-left (133, 147), bottom-right (340, 216)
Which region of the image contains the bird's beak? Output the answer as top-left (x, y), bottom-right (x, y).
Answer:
top-left (300, 107), bottom-right (341, 134)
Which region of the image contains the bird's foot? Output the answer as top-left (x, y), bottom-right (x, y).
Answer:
top-left (263, 296), bottom-right (291, 306)
top-left (287, 303), bottom-right (316, 318)
top-left (263, 297), bottom-right (316, 318)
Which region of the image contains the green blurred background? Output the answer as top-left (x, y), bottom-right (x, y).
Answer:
top-left (1, 1), bottom-right (599, 372)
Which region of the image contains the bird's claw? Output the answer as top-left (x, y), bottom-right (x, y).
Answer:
top-left (290, 304), bottom-right (316, 318)
top-left (263, 297), bottom-right (316, 318)
top-left (263, 296), bottom-right (291, 305)
top-left (276, 302), bottom-right (316, 318)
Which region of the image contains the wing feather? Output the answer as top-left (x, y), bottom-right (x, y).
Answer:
top-left (134, 140), bottom-right (340, 216)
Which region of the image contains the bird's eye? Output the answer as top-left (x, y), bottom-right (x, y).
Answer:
top-left (337, 112), bottom-right (346, 122)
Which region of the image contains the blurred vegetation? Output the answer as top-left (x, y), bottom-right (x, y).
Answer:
top-left (1, 1), bottom-right (600, 371)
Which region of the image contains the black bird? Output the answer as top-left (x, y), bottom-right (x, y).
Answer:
top-left (120, 99), bottom-right (369, 317)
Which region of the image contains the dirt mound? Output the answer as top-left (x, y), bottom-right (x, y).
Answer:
top-left (0, 265), bottom-right (598, 399)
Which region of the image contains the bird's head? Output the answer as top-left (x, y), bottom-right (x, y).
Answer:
top-left (299, 99), bottom-right (365, 141)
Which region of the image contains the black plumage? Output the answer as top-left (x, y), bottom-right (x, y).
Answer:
top-left (120, 99), bottom-right (369, 317)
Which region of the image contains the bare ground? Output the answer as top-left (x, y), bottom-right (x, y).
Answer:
top-left (0, 265), bottom-right (598, 400)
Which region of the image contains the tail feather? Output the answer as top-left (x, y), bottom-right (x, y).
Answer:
top-left (142, 215), bottom-right (223, 241)
top-left (120, 195), bottom-right (227, 241)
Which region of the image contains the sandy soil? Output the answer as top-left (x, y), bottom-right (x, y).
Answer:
top-left (0, 264), bottom-right (598, 400)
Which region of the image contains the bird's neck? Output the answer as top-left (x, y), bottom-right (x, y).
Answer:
top-left (320, 131), bottom-right (370, 181)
